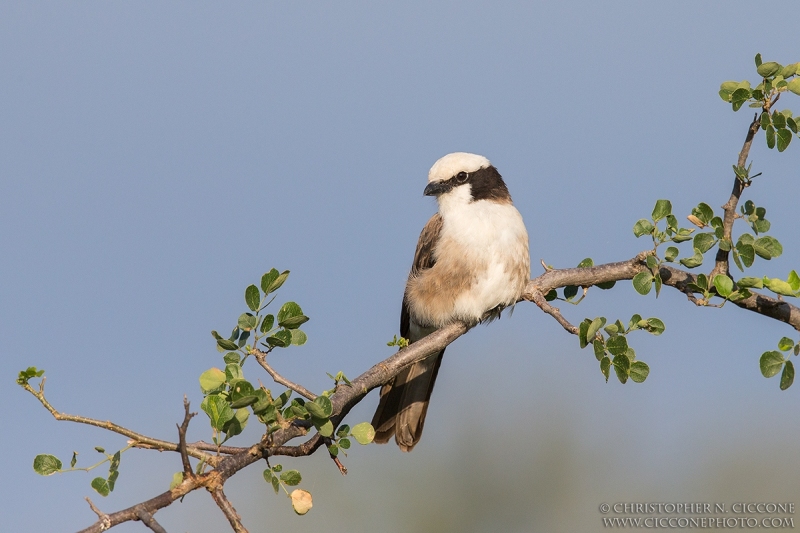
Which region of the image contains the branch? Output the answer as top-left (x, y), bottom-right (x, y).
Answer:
top-left (209, 487), bottom-right (248, 533)
top-left (134, 506), bottom-right (168, 533)
top-left (177, 396), bottom-right (196, 478)
top-left (710, 113), bottom-right (761, 280)
top-left (252, 348), bottom-right (317, 400)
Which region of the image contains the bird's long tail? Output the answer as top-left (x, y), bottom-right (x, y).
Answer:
top-left (371, 350), bottom-right (444, 452)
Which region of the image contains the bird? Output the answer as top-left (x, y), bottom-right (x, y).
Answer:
top-left (371, 152), bottom-right (530, 451)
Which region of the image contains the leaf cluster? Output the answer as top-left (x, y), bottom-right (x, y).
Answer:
top-left (719, 53), bottom-right (800, 152)
top-left (579, 314), bottom-right (663, 384)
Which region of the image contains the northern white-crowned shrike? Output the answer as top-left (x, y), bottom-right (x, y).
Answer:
top-left (372, 152), bottom-right (530, 451)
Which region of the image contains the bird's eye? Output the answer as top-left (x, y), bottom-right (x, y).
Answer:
top-left (456, 171), bottom-right (468, 182)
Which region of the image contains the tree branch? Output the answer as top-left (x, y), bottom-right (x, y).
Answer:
top-left (210, 487), bottom-right (248, 533)
top-left (252, 348), bottom-right (317, 400)
top-left (177, 396), bottom-right (196, 478)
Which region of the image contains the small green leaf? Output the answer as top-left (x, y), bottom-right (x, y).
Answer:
top-left (339, 437), bottom-right (351, 449)
top-left (757, 61), bottom-right (782, 77)
top-left (223, 352), bottom-right (241, 365)
top-left (262, 269), bottom-right (290, 294)
top-left (201, 395), bottom-right (234, 431)
top-left (280, 470), bottom-right (302, 486)
top-left (679, 249), bottom-right (704, 269)
top-left (245, 285), bottom-right (260, 312)
top-left (336, 424), bottom-right (351, 438)
top-left (632, 272), bottom-right (653, 295)
top-left (91, 477), bottom-right (111, 497)
top-left (606, 335), bottom-right (628, 356)
top-left (693, 233), bottom-right (716, 254)
top-left (306, 396), bottom-right (333, 418)
top-left (763, 277), bottom-right (796, 297)
top-left (713, 275), bottom-right (733, 298)
top-left (585, 317), bottom-right (606, 343)
top-left (760, 351), bottom-right (785, 378)
top-left (731, 88), bottom-right (751, 111)
top-left (737, 277), bottom-right (763, 289)
top-left (664, 246), bottom-right (679, 262)
top-left (633, 219), bottom-right (654, 237)
top-left (754, 236), bottom-right (783, 260)
top-left (199, 368), bottom-right (226, 393)
top-left (629, 361), bottom-right (650, 383)
top-left (277, 302), bottom-right (303, 324)
top-left (778, 337), bottom-right (795, 352)
top-left (754, 53), bottom-right (762, 67)
top-left (613, 354), bottom-right (630, 384)
top-left (290, 329), bottom-right (308, 346)
top-left (217, 338), bottom-right (238, 351)
top-left (651, 200), bottom-right (672, 222)
top-left (776, 129), bottom-right (792, 152)
top-left (33, 454), bottom-right (62, 476)
top-left (563, 285), bottom-right (578, 301)
top-left (169, 471), bottom-right (184, 490)
top-left (788, 271), bottom-right (800, 292)
top-left (351, 422), bottom-right (376, 445)
top-left (600, 356), bottom-right (611, 382)
top-left (70, 452), bottom-right (77, 469)
top-left (644, 318), bottom-right (665, 336)
top-left (314, 417), bottom-right (334, 437)
top-left (280, 315), bottom-right (309, 330)
top-left (766, 125), bottom-right (776, 149)
top-left (788, 78), bottom-right (800, 96)
top-left (577, 257), bottom-right (594, 268)
top-left (260, 314), bottom-right (275, 334)
top-left (781, 360), bottom-right (795, 390)
top-left (593, 340), bottom-right (606, 361)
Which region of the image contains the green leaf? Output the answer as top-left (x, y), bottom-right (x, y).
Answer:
top-left (199, 368), bottom-right (226, 393)
top-left (237, 313), bottom-right (258, 331)
top-left (201, 395), bottom-right (234, 431)
top-left (664, 246), bottom-right (679, 262)
top-left (766, 125), bottom-right (776, 149)
top-left (633, 219), bottom-right (654, 237)
top-left (280, 315), bottom-right (309, 330)
top-left (245, 285), bottom-right (260, 312)
top-left (606, 335), bottom-right (628, 356)
top-left (651, 200), bottom-right (672, 222)
top-left (577, 257), bottom-right (594, 268)
top-left (713, 275), bottom-right (733, 298)
top-left (585, 317), bottom-right (606, 343)
top-left (760, 351), bottom-right (785, 378)
top-left (593, 340), bottom-right (606, 361)
top-left (776, 129), bottom-right (792, 152)
top-left (16, 366), bottom-right (45, 385)
top-left (781, 360), bottom-right (795, 390)
top-left (306, 396), bottom-right (333, 419)
top-left (91, 477), bottom-right (110, 497)
top-left (600, 356), bottom-right (611, 382)
top-left (629, 361), bottom-right (650, 383)
top-left (772, 111), bottom-right (787, 130)
top-left (339, 437), bottom-right (351, 450)
top-left (265, 333), bottom-right (289, 348)
top-left (737, 277), bottom-right (763, 289)
top-left (754, 53), bottom-right (762, 67)
top-left (313, 417), bottom-right (334, 437)
top-left (280, 470), bottom-right (302, 486)
top-left (613, 354), bottom-right (630, 384)
top-left (763, 277), bottom-right (797, 297)
top-left (70, 452), bottom-right (77, 469)
top-left (278, 302), bottom-right (303, 323)
top-left (169, 471), bottom-right (184, 490)
top-left (679, 249), bottom-right (704, 268)
top-left (693, 233), bottom-right (716, 254)
top-left (336, 424), bottom-right (351, 438)
top-left (753, 236), bottom-right (782, 259)
top-left (788, 271), bottom-right (800, 292)
top-left (544, 289), bottom-right (557, 301)
top-left (595, 280), bottom-right (615, 290)
top-left (778, 337), bottom-right (795, 352)
top-left (757, 61), bottom-right (782, 77)
top-left (223, 408), bottom-right (249, 437)
top-left (351, 422), bottom-right (376, 445)
top-left (217, 338), bottom-right (238, 351)
top-left (736, 243), bottom-right (755, 268)
top-left (563, 285), bottom-right (578, 301)
top-left (261, 269), bottom-right (290, 294)
top-left (632, 272), bottom-right (653, 295)
top-left (260, 314), bottom-right (275, 334)
top-left (731, 88), bottom-right (750, 111)
top-left (290, 329), bottom-right (308, 346)
top-left (788, 78), bottom-right (800, 96)
top-left (644, 318), bottom-right (665, 336)
top-left (719, 81), bottom-right (739, 102)
top-left (33, 454), bottom-right (62, 476)
top-left (223, 352), bottom-right (241, 365)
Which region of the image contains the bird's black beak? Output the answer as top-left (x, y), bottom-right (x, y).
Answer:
top-left (424, 181), bottom-right (450, 197)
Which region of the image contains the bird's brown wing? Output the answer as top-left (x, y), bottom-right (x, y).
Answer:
top-left (373, 214), bottom-right (446, 451)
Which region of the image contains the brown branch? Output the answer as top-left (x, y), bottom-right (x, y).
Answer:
top-left (209, 487), bottom-right (248, 533)
top-left (710, 113), bottom-right (762, 280)
top-left (134, 506), bottom-right (168, 533)
top-left (177, 396), bottom-right (196, 478)
top-left (252, 348), bottom-right (317, 400)
top-left (84, 498), bottom-right (110, 530)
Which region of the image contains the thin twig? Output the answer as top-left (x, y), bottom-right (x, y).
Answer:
top-left (528, 290), bottom-right (579, 335)
top-left (134, 506), bottom-right (168, 533)
top-left (85, 498), bottom-right (111, 530)
top-left (252, 348), bottom-right (317, 400)
top-left (209, 488), bottom-right (248, 533)
top-left (177, 396), bottom-right (196, 478)
top-left (324, 438), bottom-right (347, 475)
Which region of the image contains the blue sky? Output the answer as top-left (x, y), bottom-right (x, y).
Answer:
top-left (3, 2), bottom-right (800, 531)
